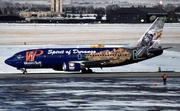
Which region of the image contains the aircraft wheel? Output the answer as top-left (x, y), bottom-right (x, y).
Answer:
top-left (81, 69), bottom-right (87, 73)
top-left (87, 69), bottom-right (93, 73)
top-left (22, 69), bottom-right (27, 74)
top-left (81, 68), bottom-right (93, 73)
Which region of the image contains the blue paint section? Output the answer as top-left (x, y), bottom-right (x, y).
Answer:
top-left (6, 48), bottom-right (121, 68)
top-left (5, 46), bottom-right (163, 71)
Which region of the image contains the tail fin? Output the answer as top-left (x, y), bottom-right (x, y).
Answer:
top-left (136, 17), bottom-right (165, 57)
top-left (136, 17), bottom-right (165, 48)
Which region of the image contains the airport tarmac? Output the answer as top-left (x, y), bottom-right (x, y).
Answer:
top-left (0, 72), bottom-right (180, 111)
top-left (0, 72), bottom-right (180, 79)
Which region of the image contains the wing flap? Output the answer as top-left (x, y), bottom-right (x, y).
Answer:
top-left (73, 58), bottom-right (116, 67)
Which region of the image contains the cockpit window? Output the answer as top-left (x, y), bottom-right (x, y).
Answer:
top-left (15, 54), bottom-right (22, 59)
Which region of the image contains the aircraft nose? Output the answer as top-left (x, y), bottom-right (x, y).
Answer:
top-left (5, 58), bottom-right (13, 65)
top-left (5, 56), bottom-right (22, 67)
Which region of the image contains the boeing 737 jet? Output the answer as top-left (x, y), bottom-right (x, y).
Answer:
top-left (5, 17), bottom-right (169, 74)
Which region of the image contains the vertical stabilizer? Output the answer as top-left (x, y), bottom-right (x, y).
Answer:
top-left (137, 17), bottom-right (165, 48)
top-left (136, 17), bottom-right (165, 57)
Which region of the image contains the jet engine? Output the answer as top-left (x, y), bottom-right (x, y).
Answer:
top-left (62, 62), bottom-right (81, 71)
top-left (52, 67), bottom-right (63, 71)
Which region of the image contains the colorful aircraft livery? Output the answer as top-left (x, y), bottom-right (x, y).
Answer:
top-left (5, 17), bottom-right (169, 74)
top-left (26, 50), bottom-right (44, 62)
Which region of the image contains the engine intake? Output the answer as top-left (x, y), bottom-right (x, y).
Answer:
top-left (62, 62), bottom-right (81, 71)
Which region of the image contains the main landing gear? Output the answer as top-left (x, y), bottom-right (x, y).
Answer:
top-left (21, 69), bottom-right (27, 74)
top-left (81, 68), bottom-right (93, 73)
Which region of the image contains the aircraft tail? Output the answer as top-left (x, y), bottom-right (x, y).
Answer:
top-left (136, 17), bottom-right (165, 57)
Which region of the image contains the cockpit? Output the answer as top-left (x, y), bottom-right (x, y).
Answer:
top-left (4, 53), bottom-right (24, 67)
top-left (14, 54), bottom-right (23, 59)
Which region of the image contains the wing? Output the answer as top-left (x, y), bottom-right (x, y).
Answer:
top-left (74, 58), bottom-right (117, 68)
top-left (148, 47), bottom-right (172, 53)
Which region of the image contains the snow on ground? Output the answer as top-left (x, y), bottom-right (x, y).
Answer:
top-left (0, 23), bottom-right (180, 45)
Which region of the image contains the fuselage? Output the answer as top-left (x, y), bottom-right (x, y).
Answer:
top-left (5, 47), bottom-right (163, 72)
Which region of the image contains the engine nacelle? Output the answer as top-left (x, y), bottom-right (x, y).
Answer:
top-left (62, 62), bottom-right (81, 71)
top-left (52, 67), bottom-right (63, 71)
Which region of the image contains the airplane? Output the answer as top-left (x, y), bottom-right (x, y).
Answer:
top-left (5, 17), bottom-right (170, 74)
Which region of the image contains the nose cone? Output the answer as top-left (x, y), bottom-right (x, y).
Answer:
top-left (5, 57), bottom-right (13, 66)
top-left (5, 56), bottom-right (22, 67)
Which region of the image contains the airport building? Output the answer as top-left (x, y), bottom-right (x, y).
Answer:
top-left (19, 0), bottom-right (63, 22)
top-left (20, 0), bottom-right (63, 18)
top-left (0, 15), bottom-right (25, 22)
top-left (19, 11), bottom-right (58, 18)
top-left (51, 0), bottom-right (63, 13)
top-left (107, 7), bottom-right (168, 23)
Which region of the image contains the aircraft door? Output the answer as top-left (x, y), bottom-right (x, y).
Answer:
top-left (77, 53), bottom-right (82, 60)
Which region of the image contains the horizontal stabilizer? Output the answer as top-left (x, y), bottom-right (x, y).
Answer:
top-left (148, 47), bottom-right (172, 53)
